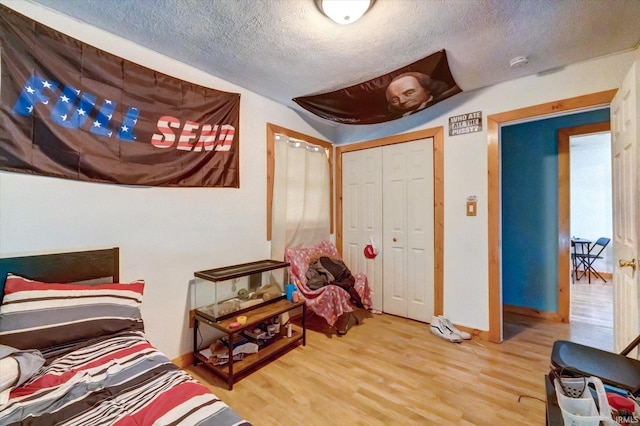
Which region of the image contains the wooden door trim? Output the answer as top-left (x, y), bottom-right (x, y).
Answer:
top-left (336, 127), bottom-right (444, 316)
top-left (557, 122), bottom-right (611, 323)
top-left (487, 90), bottom-right (617, 343)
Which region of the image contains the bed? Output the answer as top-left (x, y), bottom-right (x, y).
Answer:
top-left (0, 247), bottom-right (250, 426)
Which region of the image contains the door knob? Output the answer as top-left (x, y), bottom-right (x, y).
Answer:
top-left (619, 258), bottom-right (637, 272)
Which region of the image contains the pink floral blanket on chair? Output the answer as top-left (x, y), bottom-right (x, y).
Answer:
top-left (285, 240), bottom-right (372, 326)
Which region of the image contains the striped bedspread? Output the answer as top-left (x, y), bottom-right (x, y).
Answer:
top-left (0, 332), bottom-right (251, 426)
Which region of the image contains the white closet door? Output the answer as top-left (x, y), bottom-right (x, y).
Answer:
top-left (342, 148), bottom-right (384, 311)
top-left (382, 144), bottom-right (408, 316)
top-left (382, 139), bottom-right (434, 321)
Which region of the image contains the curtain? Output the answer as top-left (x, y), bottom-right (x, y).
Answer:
top-left (271, 134), bottom-right (330, 260)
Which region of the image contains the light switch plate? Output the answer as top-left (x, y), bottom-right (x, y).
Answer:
top-left (466, 200), bottom-right (477, 216)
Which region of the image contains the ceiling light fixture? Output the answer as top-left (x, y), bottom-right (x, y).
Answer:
top-left (315, 0), bottom-right (375, 25)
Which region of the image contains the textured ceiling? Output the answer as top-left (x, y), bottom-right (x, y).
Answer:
top-left (26, 0), bottom-right (640, 126)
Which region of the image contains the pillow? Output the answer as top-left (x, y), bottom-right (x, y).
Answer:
top-left (0, 344), bottom-right (45, 404)
top-left (0, 274), bottom-right (144, 351)
top-left (0, 357), bottom-right (19, 397)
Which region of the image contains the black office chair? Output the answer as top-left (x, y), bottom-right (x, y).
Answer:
top-left (551, 336), bottom-right (640, 396)
top-left (574, 237), bottom-right (610, 283)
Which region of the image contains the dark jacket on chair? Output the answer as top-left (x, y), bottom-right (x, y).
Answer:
top-left (306, 257), bottom-right (363, 308)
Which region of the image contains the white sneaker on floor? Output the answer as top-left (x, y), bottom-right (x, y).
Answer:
top-left (438, 316), bottom-right (471, 340)
top-left (430, 316), bottom-right (462, 343)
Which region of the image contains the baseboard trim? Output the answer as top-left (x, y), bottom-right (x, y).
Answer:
top-left (573, 270), bottom-right (613, 282)
top-left (172, 352), bottom-right (194, 369)
top-left (455, 324), bottom-right (489, 341)
top-left (503, 304), bottom-right (563, 322)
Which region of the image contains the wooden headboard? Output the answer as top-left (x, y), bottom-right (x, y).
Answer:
top-left (0, 247), bottom-right (119, 299)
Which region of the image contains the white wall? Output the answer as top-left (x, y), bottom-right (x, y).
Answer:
top-left (0, 0), bottom-right (333, 359)
top-left (336, 49), bottom-right (639, 331)
top-left (570, 133), bottom-right (613, 273)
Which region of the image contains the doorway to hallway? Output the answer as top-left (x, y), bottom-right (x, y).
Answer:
top-left (500, 110), bottom-right (611, 327)
top-left (568, 131), bottom-right (614, 329)
top-left (488, 89), bottom-right (618, 344)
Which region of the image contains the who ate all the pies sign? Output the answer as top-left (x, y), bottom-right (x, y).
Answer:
top-left (449, 111), bottom-right (482, 136)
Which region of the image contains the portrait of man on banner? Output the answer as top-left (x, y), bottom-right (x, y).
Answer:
top-left (293, 49), bottom-right (461, 125)
top-left (385, 71), bottom-right (458, 117)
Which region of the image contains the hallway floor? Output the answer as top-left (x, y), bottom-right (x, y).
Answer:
top-left (569, 275), bottom-right (613, 350)
top-left (570, 275), bottom-right (613, 328)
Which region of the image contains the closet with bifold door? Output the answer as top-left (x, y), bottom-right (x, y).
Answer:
top-left (341, 137), bottom-right (434, 322)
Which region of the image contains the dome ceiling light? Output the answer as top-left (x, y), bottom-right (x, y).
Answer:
top-left (315, 0), bottom-right (376, 25)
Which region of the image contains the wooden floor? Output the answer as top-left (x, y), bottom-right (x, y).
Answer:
top-left (186, 307), bottom-right (614, 426)
top-left (570, 274), bottom-right (613, 329)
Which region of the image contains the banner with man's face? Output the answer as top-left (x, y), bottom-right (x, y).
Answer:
top-left (293, 50), bottom-right (461, 125)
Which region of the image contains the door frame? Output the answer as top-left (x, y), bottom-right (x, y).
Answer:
top-left (487, 90), bottom-right (617, 343)
top-left (557, 122), bottom-right (611, 322)
top-left (336, 126), bottom-right (445, 317)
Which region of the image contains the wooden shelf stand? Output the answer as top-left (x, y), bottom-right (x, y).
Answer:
top-left (193, 298), bottom-right (306, 390)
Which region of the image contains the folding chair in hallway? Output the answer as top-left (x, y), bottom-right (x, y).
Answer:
top-left (573, 237), bottom-right (610, 283)
top-left (570, 237), bottom-right (591, 283)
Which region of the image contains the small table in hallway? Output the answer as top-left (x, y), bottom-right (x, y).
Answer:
top-left (571, 237), bottom-right (592, 283)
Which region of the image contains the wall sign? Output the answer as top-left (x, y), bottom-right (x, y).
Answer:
top-left (449, 111), bottom-right (482, 136)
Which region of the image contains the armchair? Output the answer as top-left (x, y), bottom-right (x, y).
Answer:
top-left (285, 240), bottom-right (372, 334)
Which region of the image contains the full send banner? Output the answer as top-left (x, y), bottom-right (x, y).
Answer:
top-left (293, 49), bottom-right (461, 125)
top-left (0, 5), bottom-right (240, 187)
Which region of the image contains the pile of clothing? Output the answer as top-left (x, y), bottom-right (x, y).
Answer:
top-left (305, 256), bottom-right (363, 308)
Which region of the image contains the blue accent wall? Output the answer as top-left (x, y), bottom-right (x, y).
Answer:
top-left (501, 108), bottom-right (610, 312)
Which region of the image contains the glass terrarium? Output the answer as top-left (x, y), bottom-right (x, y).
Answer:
top-left (193, 260), bottom-right (289, 322)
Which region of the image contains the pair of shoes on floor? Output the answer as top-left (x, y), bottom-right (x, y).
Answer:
top-left (430, 316), bottom-right (471, 342)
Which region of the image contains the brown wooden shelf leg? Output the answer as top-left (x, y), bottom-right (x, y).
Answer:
top-left (228, 332), bottom-right (234, 390)
top-left (193, 318), bottom-right (199, 366)
top-left (302, 303), bottom-right (306, 346)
